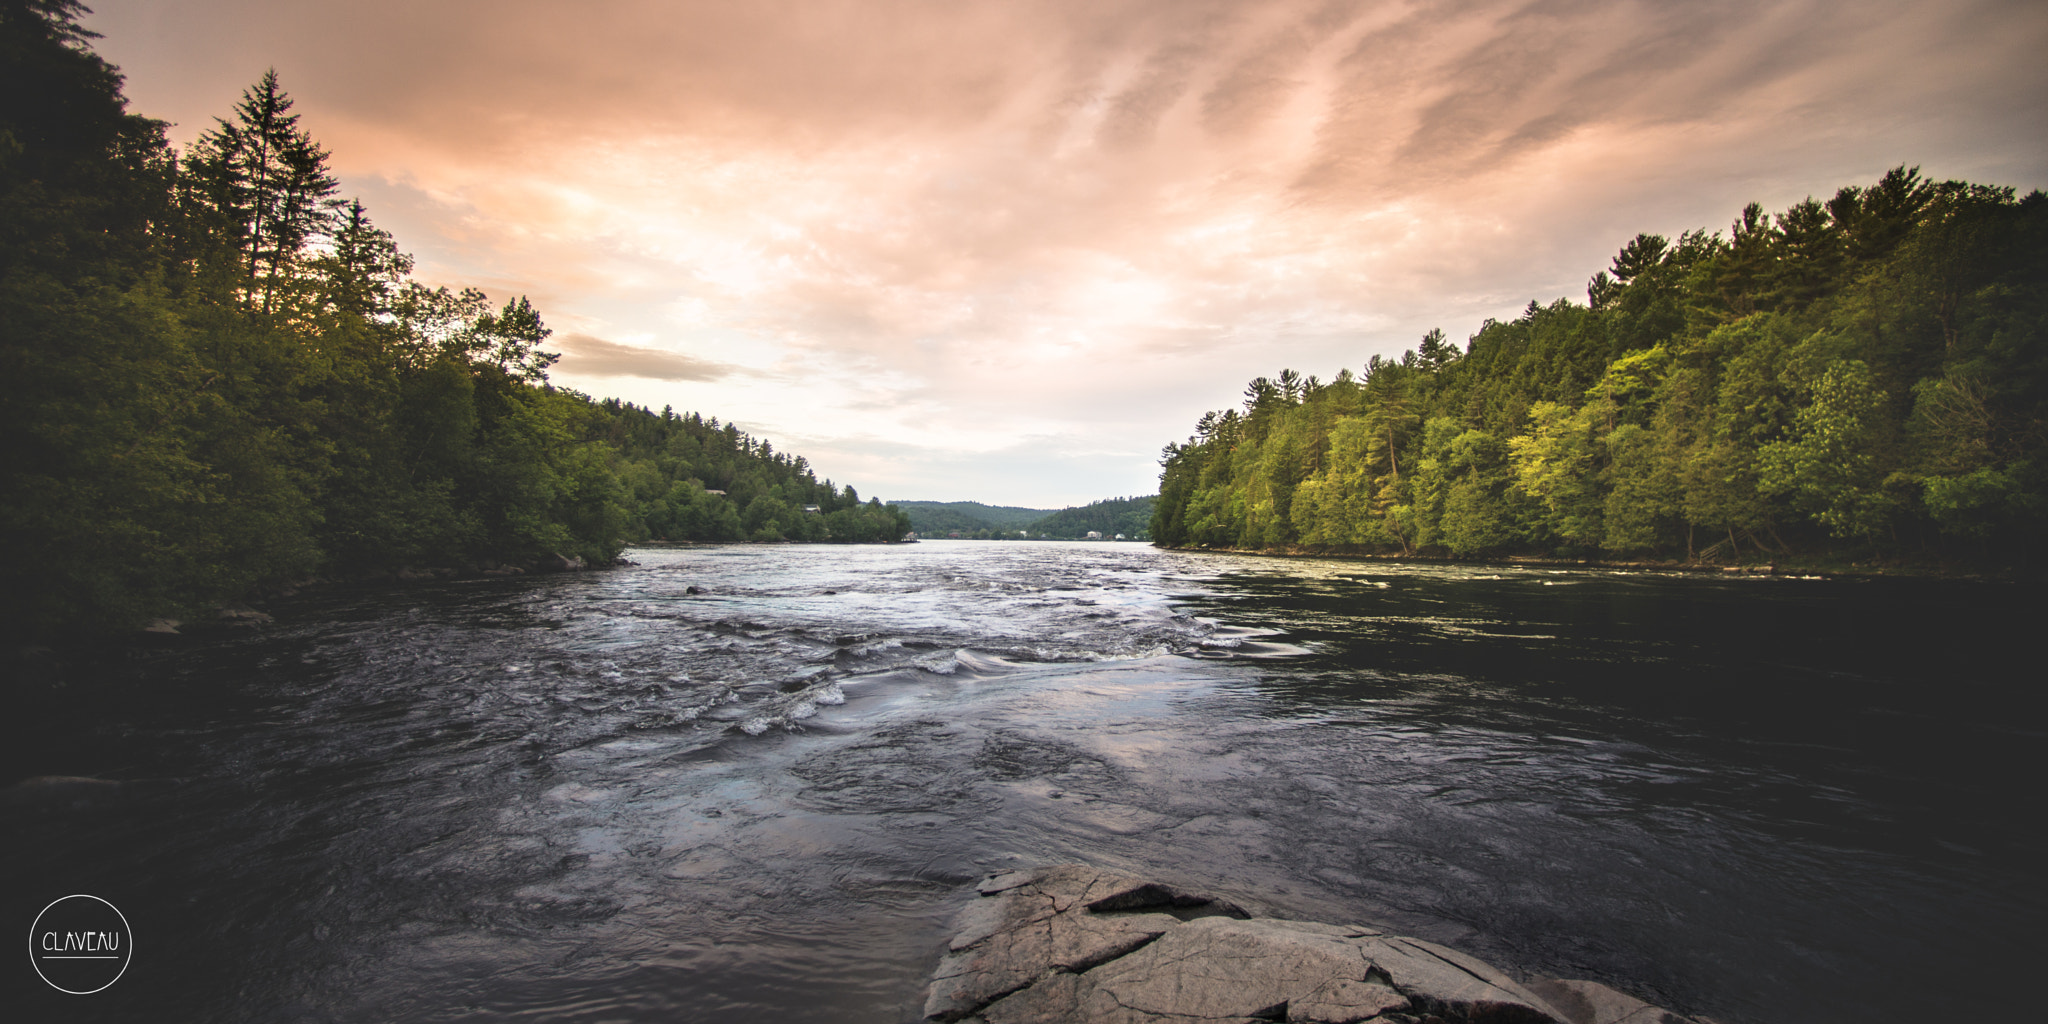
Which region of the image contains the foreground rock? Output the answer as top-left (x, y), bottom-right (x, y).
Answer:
top-left (927, 865), bottom-right (1705, 1024)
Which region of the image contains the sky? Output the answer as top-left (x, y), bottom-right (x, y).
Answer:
top-left (80, 0), bottom-right (2048, 508)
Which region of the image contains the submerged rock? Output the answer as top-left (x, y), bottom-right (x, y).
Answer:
top-left (215, 604), bottom-right (274, 625)
top-left (927, 865), bottom-right (1705, 1024)
top-left (2, 775), bottom-right (126, 811)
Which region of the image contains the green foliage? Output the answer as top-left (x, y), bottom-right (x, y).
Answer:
top-left (1756, 360), bottom-right (1898, 539)
top-left (0, 14), bottom-right (908, 636)
top-left (893, 501), bottom-right (1053, 536)
top-left (1155, 173), bottom-right (2048, 570)
top-left (892, 497), bottom-right (1158, 539)
top-left (592, 401), bottom-right (910, 545)
top-left (1026, 496), bottom-right (1155, 540)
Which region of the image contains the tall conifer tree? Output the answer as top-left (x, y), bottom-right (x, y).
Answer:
top-left (185, 69), bottom-right (340, 314)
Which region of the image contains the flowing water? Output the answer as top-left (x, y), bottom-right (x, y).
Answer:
top-left (7, 541), bottom-right (2043, 1022)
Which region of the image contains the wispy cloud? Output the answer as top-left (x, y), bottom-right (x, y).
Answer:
top-left (554, 333), bottom-right (736, 383)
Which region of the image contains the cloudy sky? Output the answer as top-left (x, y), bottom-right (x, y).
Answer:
top-left (83, 0), bottom-right (2048, 507)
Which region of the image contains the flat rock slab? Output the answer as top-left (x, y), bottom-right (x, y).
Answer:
top-left (1521, 979), bottom-right (1705, 1024)
top-left (927, 865), bottom-right (1705, 1024)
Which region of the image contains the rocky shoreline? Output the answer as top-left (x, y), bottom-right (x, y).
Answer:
top-left (927, 865), bottom-right (1708, 1024)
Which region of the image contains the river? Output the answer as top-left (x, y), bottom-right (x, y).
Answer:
top-left (7, 541), bottom-right (2043, 1022)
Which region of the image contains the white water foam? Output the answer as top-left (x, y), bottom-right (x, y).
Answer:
top-left (915, 651), bottom-right (962, 674)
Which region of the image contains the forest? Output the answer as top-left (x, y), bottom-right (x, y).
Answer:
top-left (894, 496), bottom-right (1155, 540)
top-left (1153, 167), bottom-right (2046, 570)
top-left (1028, 496), bottom-right (1155, 540)
top-left (0, 1), bottom-right (908, 636)
top-left (892, 500), bottom-right (1053, 537)
top-left (599, 400), bottom-right (912, 547)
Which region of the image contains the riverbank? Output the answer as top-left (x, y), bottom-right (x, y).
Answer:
top-left (1151, 542), bottom-right (2022, 581)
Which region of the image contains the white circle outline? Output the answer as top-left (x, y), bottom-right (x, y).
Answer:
top-left (28, 894), bottom-right (132, 995)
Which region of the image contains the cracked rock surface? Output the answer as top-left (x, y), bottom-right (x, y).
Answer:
top-left (926, 865), bottom-right (1706, 1024)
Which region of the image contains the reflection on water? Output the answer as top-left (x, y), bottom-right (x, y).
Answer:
top-left (7, 542), bottom-right (2043, 1023)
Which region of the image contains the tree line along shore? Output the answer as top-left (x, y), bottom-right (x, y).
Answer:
top-left (1, 3), bottom-right (909, 638)
top-left (894, 496), bottom-right (1157, 540)
top-left (1152, 168), bottom-right (2046, 574)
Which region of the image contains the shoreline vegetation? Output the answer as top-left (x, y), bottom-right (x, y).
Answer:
top-left (1, 4), bottom-right (910, 639)
top-left (895, 496), bottom-right (1157, 540)
top-left (1151, 169), bottom-right (2046, 577)
top-left (1156, 543), bottom-right (2017, 582)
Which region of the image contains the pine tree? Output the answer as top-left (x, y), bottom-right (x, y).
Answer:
top-left (185, 70), bottom-right (340, 315)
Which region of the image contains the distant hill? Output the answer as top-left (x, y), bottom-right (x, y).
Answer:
top-left (895, 496), bottom-right (1158, 540)
top-left (1029, 496), bottom-right (1156, 540)
top-left (894, 501), bottom-right (1055, 536)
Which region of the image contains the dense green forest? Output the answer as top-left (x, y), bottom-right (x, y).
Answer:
top-left (1154, 167), bottom-right (2047, 570)
top-left (1029, 496), bottom-right (1155, 540)
top-left (893, 501), bottom-right (1053, 537)
top-left (894, 496), bottom-right (1155, 539)
top-left (0, 1), bottom-right (907, 636)
top-left (599, 400), bottom-right (911, 545)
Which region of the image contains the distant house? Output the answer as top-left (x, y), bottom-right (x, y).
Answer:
top-left (704, 489), bottom-right (727, 496)
top-left (1085, 531), bottom-right (1102, 539)
top-left (803, 505), bottom-right (820, 513)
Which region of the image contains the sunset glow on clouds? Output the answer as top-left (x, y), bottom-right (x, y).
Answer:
top-left (85, 0), bottom-right (2048, 505)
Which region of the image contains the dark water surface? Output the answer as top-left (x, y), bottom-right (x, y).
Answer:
top-left (7, 542), bottom-right (2043, 1022)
